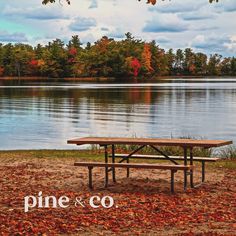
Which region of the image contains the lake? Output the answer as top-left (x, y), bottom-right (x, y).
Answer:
top-left (1, 78), bottom-right (236, 150)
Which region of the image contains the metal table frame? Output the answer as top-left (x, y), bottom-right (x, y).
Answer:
top-left (102, 144), bottom-right (193, 189)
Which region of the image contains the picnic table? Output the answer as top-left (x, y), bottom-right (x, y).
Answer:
top-left (67, 137), bottom-right (232, 192)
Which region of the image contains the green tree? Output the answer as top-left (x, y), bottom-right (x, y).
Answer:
top-left (44, 39), bottom-right (67, 77)
top-left (166, 49), bottom-right (175, 75)
top-left (221, 57), bottom-right (231, 75)
top-left (174, 49), bottom-right (184, 75)
top-left (194, 52), bottom-right (207, 76)
top-left (231, 57), bottom-right (236, 76)
top-left (183, 48), bottom-right (195, 75)
top-left (207, 54), bottom-right (222, 76)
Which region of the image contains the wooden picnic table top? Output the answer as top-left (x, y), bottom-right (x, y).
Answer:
top-left (67, 137), bottom-right (232, 148)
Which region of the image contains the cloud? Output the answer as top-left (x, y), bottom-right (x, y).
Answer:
top-left (143, 15), bottom-right (188, 33)
top-left (214, 1), bottom-right (236, 12)
top-left (192, 39), bottom-right (223, 51)
top-left (179, 12), bottom-right (216, 21)
top-left (80, 33), bottom-right (96, 44)
top-left (69, 17), bottom-right (97, 32)
top-left (155, 36), bottom-right (170, 44)
top-left (0, 31), bottom-right (28, 42)
top-left (190, 34), bottom-right (236, 56)
top-left (101, 27), bottom-right (109, 32)
top-left (2, 6), bottom-right (69, 20)
top-left (149, 1), bottom-right (204, 13)
top-left (108, 28), bottom-right (124, 39)
top-left (192, 25), bottom-right (219, 31)
top-left (224, 35), bottom-right (236, 53)
top-left (89, 0), bottom-right (98, 9)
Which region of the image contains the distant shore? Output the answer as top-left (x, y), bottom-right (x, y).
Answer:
top-left (0, 75), bottom-right (234, 83)
top-left (0, 76), bottom-right (116, 82)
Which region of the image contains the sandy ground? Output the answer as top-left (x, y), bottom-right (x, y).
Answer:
top-left (0, 154), bottom-right (235, 235)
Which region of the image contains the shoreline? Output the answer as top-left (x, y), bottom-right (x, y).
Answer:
top-left (0, 75), bottom-right (235, 82)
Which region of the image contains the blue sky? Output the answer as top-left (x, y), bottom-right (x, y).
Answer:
top-left (0, 0), bottom-right (236, 56)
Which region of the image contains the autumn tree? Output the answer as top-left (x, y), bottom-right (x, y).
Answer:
top-left (142, 43), bottom-right (153, 74)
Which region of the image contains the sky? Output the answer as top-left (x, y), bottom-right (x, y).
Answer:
top-left (0, 0), bottom-right (236, 56)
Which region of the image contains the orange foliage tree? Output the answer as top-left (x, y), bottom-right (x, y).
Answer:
top-left (142, 43), bottom-right (153, 74)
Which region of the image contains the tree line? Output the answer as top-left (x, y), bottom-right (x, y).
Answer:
top-left (0, 33), bottom-right (235, 78)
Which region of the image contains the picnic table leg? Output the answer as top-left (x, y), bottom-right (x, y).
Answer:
top-left (127, 155), bottom-right (130, 178)
top-left (88, 166), bottom-right (93, 189)
top-left (190, 147), bottom-right (194, 188)
top-left (104, 145), bottom-right (109, 188)
top-left (202, 161), bottom-right (205, 182)
top-left (171, 170), bottom-right (175, 193)
top-left (112, 144), bottom-right (116, 182)
top-left (183, 147), bottom-right (188, 190)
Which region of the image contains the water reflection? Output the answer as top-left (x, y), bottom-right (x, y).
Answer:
top-left (0, 78), bottom-right (236, 149)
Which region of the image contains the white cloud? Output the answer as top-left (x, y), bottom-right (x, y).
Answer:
top-left (69, 17), bottom-right (97, 32)
top-left (108, 28), bottom-right (125, 39)
top-left (2, 5), bottom-right (69, 20)
top-left (0, 30), bottom-right (28, 42)
top-left (214, 0), bottom-right (236, 12)
top-left (224, 35), bottom-right (236, 53)
top-left (89, 0), bottom-right (98, 9)
top-left (190, 34), bottom-right (236, 56)
top-left (178, 11), bottom-right (216, 21)
top-left (143, 14), bottom-right (189, 33)
top-left (148, 0), bottom-right (205, 13)
top-left (80, 33), bottom-right (96, 44)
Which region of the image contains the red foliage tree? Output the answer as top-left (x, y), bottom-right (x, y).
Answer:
top-left (29, 59), bottom-right (38, 66)
top-left (68, 47), bottom-right (77, 56)
top-left (131, 58), bottom-right (141, 77)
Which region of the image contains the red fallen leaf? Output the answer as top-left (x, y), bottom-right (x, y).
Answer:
top-left (0, 161), bottom-right (235, 235)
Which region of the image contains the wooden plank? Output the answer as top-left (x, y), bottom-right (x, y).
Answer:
top-left (111, 154), bottom-right (220, 162)
top-left (67, 137), bottom-right (232, 148)
top-left (74, 162), bottom-right (194, 170)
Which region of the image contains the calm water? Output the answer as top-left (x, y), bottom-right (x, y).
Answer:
top-left (1, 78), bottom-right (236, 150)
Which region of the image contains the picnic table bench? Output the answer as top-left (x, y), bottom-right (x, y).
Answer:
top-left (109, 154), bottom-right (219, 183)
top-left (74, 162), bottom-right (193, 193)
top-left (68, 137), bottom-right (232, 193)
